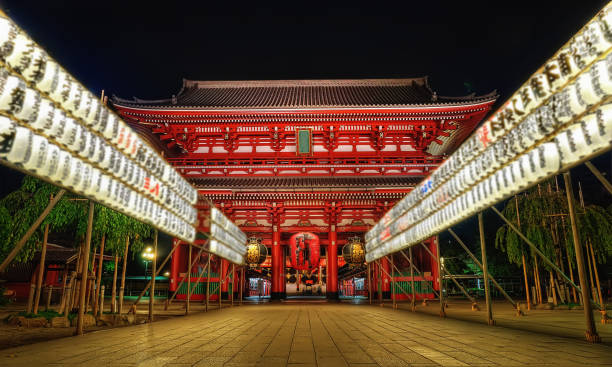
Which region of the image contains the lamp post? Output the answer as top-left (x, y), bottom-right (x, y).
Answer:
top-left (142, 247), bottom-right (155, 296)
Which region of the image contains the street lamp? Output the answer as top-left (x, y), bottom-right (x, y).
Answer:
top-left (142, 247), bottom-right (155, 295)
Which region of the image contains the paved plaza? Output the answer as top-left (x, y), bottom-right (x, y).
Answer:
top-left (1, 303), bottom-right (611, 367)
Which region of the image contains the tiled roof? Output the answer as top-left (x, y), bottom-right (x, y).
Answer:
top-left (112, 78), bottom-right (497, 110)
top-left (191, 176), bottom-right (421, 189)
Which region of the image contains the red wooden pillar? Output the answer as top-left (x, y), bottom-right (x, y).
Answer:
top-left (170, 240), bottom-right (180, 292)
top-left (327, 225), bottom-right (338, 300)
top-left (271, 225), bottom-right (285, 299)
top-left (381, 256), bottom-right (391, 299)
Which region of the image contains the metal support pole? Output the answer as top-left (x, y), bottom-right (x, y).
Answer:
top-left (448, 228), bottom-right (517, 308)
top-left (563, 172), bottom-right (600, 343)
top-left (186, 244), bottom-right (192, 315)
top-left (148, 230), bottom-right (158, 323)
top-left (585, 161), bottom-right (612, 195)
top-left (0, 189), bottom-right (66, 273)
top-left (478, 212), bottom-right (495, 326)
top-left (206, 254), bottom-right (211, 312)
top-left (75, 200), bottom-right (94, 336)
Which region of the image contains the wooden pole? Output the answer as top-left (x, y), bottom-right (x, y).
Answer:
top-left (76, 200), bottom-right (95, 336)
top-left (218, 257), bottom-right (222, 310)
top-left (563, 172), bottom-right (600, 343)
top-left (586, 240), bottom-right (598, 303)
top-left (585, 161), bottom-right (612, 195)
top-left (93, 235), bottom-right (105, 317)
top-left (111, 254), bottom-right (118, 313)
top-left (148, 230), bottom-right (158, 323)
top-left (478, 212), bottom-right (494, 326)
top-left (186, 244), bottom-right (192, 315)
top-left (434, 237), bottom-right (445, 317)
top-left (45, 286), bottom-right (52, 311)
top-left (205, 254), bottom-right (211, 312)
top-left (33, 223), bottom-right (49, 314)
top-left (0, 189), bottom-right (66, 273)
top-left (58, 267), bottom-right (68, 314)
top-left (589, 242), bottom-right (605, 308)
top-left (231, 264), bottom-right (235, 307)
top-left (118, 236), bottom-right (129, 314)
top-left (515, 195), bottom-right (531, 311)
top-left (367, 262), bottom-right (372, 304)
top-left (409, 247), bottom-right (416, 311)
top-left (167, 245), bottom-right (205, 304)
top-left (389, 255), bottom-right (396, 309)
top-left (239, 267), bottom-right (244, 306)
top-left (99, 285), bottom-right (105, 316)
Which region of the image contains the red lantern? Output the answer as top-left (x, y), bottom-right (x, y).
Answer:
top-left (289, 232), bottom-right (320, 270)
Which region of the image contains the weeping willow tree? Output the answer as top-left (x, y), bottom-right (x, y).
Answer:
top-left (495, 178), bottom-right (612, 305)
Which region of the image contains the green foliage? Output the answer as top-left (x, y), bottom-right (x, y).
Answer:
top-left (17, 310), bottom-right (62, 321)
top-left (0, 177), bottom-right (154, 264)
top-left (495, 179), bottom-right (612, 272)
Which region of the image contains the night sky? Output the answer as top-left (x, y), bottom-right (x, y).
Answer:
top-left (0, 1), bottom-right (611, 272)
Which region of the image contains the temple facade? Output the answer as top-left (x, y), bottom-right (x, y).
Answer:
top-left (112, 78), bottom-right (497, 300)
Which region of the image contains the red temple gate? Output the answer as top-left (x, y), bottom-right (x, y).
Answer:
top-left (112, 78), bottom-right (496, 300)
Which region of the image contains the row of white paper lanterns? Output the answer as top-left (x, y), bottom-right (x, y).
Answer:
top-left (366, 6), bottom-right (612, 246)
top-left (0, 116), bottom-right (196, 242)
top-left (207, 207), bottom-right (247, 264)
top-left (365, 103), bottom-right (612, 262)
top-left (207, 239), bottom-right (245, 265)
top-left (367, 53), bottom-right (612, 252)
top-left (0, 14), bottom-right (196, 206)
top-left (0, 67), bottom-right (197, 225)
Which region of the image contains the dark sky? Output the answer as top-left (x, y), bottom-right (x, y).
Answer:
top-left (0, 1), bottom-right (610, 274)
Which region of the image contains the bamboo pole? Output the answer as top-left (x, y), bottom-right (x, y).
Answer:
top-left (99, 285), bottom-right (105, 316)
top-left (61, 276), bottom-right (72, 315)
top-left (478, 213), bottom-right (494, 326)
top-left (409, 247), bottom-right (416, 311)
top-left (186, 259), bottom-right (209, 314)
top-left (398, 249), bottom-right (440, 298)
top-left (86, 247), bottom-right (96, 313)
top-left (388, 255), bottom-right (396, 309)
top-left (118, 236), bottom-right (129, 314)
top-left (168, 245), bottom-right (205, 304)
top-left (239, 267), bottom-right (244, 306)
top-left (491, 207), bottom-right (582, 293)
top-left (419, 242), bottom-right (478, 305)
top-left (148, 230), bottom-right (158, 323)
top-left (563, 172), bottom-right (600, 343)
top-left (58, 266), bottom-right (68, 314)
top-left (586, 240), bottom-right (598, 303)
top-left (515, 195), bottom-right (531, 310)
top-left (588, 242), bottom-right (604, 306)
top-left (75, 201), bottom-right (94, 336)
top-left (111, 254), bottom-right (118, 313)
top-left (71, 246), bottom-right (82, 310)
top-left (447, 229), bottom-right (516, 307)
top-left (434, 237), bottom-right (445, 318)
top-left (0, 189), bottom-right (66, 273)
top-left (585, 161), bottom-right (612, 195)
top-left (367, 263), bottom-right (372, 304)
top-left (93, 235), bottom-right (105, 317)
top-left (186, 244), bottom-right (192, 314)
top-left (218, 257), bottom-right (222, 310)
top-left (33, 223), bottom-right (49, 314)
top-left (550, 271), bottom-right (558, 306)
top-left (205, 254), bottom-right (211, 312)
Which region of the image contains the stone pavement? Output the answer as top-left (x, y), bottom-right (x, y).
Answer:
top-left (1, 303), bottom-right (611, 366)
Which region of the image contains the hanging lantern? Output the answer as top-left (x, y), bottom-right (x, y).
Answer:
top-left (342, 236), bottom-right (365, 266)
top-left (289, 232), bottom-right (320, 270)
top-left (245, 237), bottom-right (267, 267)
